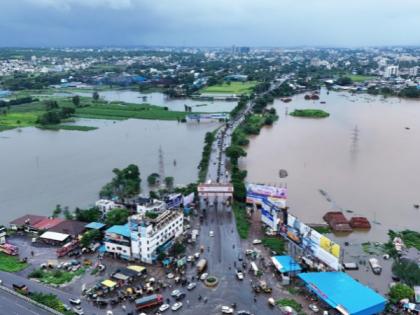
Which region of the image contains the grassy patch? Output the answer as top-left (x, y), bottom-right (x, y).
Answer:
top-left (389, 230), bottom-right (420, 250)
top-left (0, 253), bottom-right (28, 272)
top-left (262, 236), bottom-right (285, 254)
top-left (0, 112), bottom-right (41, 130)
top-left (233, 202), bottom-right (250, 239)
top-left (29, 268), bottom-right (85, 285)
top-left (201, 81), bottom-right (257, 94)
top-left (198, 130), bottom-right (217, 182)
top-left (276, 298), bottom-right (303, 312)
top-left (361, 242), bottom-right (384, 255)
top-left (37, 124), bottom-right (98, 131)
top-left (290, 109), bottom-right (330, 118)
top-left (74, 103), bottom-right (188, 121)
top-left (30, 292), bottom-right (72, 315)
top-left (312, 225), bottom-right (331, 234)
top-left (347, 74), bottom-right (376, 83)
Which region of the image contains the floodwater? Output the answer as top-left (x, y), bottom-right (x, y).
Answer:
top-left (0, 119), bottom-right (219, 224)
top-left (242, 89), bottom-right (420, 243)
top-left (74, 90), bottom-right (237, 113)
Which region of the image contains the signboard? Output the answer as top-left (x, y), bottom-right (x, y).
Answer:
top-left (246, 183), bottom-right (287, 206)
top-left (183, 192), bottom-right (195, 206)
top-left (286, 214), bottom-right (341, 270)
top-left (165, 193), bottom-right (183, 209)
top-left (197, 184), bottom-right (234, 193)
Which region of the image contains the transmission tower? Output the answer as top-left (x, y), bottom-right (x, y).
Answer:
top-left (158, 146), bottom-right (165, 180)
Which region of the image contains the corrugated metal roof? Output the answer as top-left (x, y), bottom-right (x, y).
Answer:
top-left (105, 224), bottom-right (130, 238)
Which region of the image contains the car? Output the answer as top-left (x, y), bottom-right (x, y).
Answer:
top-left (221, 306), bottom-right (234, 314)
top-left (236, 270), bottom-right (244, 280)
top-left (237, 311), bottom-right (253, 315)
top-left (309, 304), bottom-right (320, 313)
top-left (209, 231), bottom-right (214, 237)
top-left (69, 298), bottom-right (81, 305)
top-left (72, 306), bottom-right (84, 315)
top-left (252, 239), bottom-right (262, 245)
top-left (167, 273), bottom-right (175, 279)
top-left (187, 256), bottom-right (193, 262)
top-left (238, 253), bottom-right (243, 261)
top-left (171, 302), bottom-right (183, 311)
top-left (245, 249), bottom-right (254, 255)
top-left (159, 304), bottom-right (170, 312)
top-left (200, 272), bottom-right (208, 281)
top-left (171, 289), bottom-right (180, 297)
top-left (187, 282), bottom-right (196, 290)
top-left (174, 292), bottom-right (186, 301)
top-left (194, 252), bottom-right (200, 259)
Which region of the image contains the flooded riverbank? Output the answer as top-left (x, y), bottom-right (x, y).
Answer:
top-left (241, 90), bottom-right (420, 243)
top-left (0, 118), bottom-right (219, 224)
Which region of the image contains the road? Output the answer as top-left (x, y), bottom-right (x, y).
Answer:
top-left (0, 289), bottom-right (52, 315)
top-left (0, 270), bottom-right (97, 315)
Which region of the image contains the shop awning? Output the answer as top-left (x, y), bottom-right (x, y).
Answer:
top-left (101, 279), bottom-right (117, 288)
top-left (127, 265), bottom-right (146, 273)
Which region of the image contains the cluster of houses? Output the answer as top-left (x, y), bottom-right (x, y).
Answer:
top-left (8, 192), bottom-right (194, 265)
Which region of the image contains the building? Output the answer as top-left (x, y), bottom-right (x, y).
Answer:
top-left (48, 220), bottom-right (86, 238)
top-left (298, 272), bottom-right (387, 315)
top-left (136, 199), bottom-right (166, 215)
top-left (384, 65), bottom-right (399, 78)
top-left (409, 66), bottom-right (418, 77)
top-left (10, 215), bottom-right (47, 232)
top-left (129, 209), bottom-right (184, 263)
top-left (104, 224), bottom-right (132, 259)
top-left (96, 199), bottom-right (119, 215)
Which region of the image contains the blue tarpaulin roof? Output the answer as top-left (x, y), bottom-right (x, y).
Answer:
top-left (298, 272), bottom-right (387, 315)
top-left (85, 222), bottom-right (106, 230)
top-left (272, 255), bottom-right (302, 273)
top-left (106, 224), bottom-right (131, 238)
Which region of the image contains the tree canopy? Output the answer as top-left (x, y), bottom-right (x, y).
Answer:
top-left (100, 164), bottom-right (141, 200)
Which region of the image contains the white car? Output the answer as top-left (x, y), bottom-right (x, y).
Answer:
top-left (69, 298), bottom-right (81, 305)
top-left (159, 304), bottom-right (170, 312)
top-left (194, 252), bottom-right (200, 259)
top-left (167, 273), bottom-right (175, 279)
top-left (200, 272), bottom-right (208, 281)
top-left (187, 282), bottom-right (196, 290)
top-left (236, 270), bottom-right (244, 280)
top-left (171, 302), bottom-right (183, 311)
top-left (209, 231), bottom-right (214, 237)
top-left (309, 304), bottom-right (320, 313)
top-left (221, 306), bottom-right (234, 314)
top-left (252, 239), bottom-right (262, 245)
top-left (72, 306), bottom-right (84, 315)
top-left (187, 256), bottom-right (194, 262)
top-left (171, 289), bottom-right (180, 297)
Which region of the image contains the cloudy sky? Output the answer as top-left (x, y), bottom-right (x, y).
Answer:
top-left (1, 0), bottom-right (420, 47)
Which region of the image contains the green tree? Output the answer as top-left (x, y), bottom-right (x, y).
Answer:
top-left (80, 229), bottom-right (102, 248)
top-left (72, 95), bottom-right (81, 107)
top-left (44, 100), bottom-right (59, 110)
top-left (74, 207), bottom-right (102, 222)
top-left (389, 283), bottom-right (414, 304)
top-left (92, 91), bottom-right (100, 101)
top-left (147, 173), bottom-right (160, 186)
top-left (37, 111), bottom-right (61, 125)
top-left (63, 207), bottom-right (73, 220)
top-left (226, 145), bottom-right (247, 164)
top-left (105, 208), bottom-right (130, 225)
top-left (52, 204), bottom-right (62, 218)
top-left (392, 259), bottom-right (420, 286)
top-left (100, 164), bottom-right (141, 200)
top-left (164, 176), bottom-right (174, 190)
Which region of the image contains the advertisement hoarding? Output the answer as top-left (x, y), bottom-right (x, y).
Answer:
top-left (246, 183), bottom-right (287, 206)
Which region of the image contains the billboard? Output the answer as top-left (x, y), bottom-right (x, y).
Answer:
top-left (246, 183), bottom-right (287, 206)
top-left (183, 192), bottom-right (195, 207)
top-left (260, 201), bottom-right (279, 230)
top-left (285, 214), bottom-right (341, 270)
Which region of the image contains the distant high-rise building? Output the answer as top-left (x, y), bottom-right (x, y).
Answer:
top-left (384, 65), bottom-right (399, 78)
top-left (239, 46), bottom-right (250, 54)
top-left (409, 66), bottom-right (418, 77)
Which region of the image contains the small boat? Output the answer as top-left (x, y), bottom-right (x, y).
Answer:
top-left (368, 258), bottom-right (382, 275)
top-left (320, 101), bottom-right (326, 104)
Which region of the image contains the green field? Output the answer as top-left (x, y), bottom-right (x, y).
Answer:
top-left (0, 253), bottom-right (28, 272)
top-left (0, 94), bottom-right (190, 132)
top-left (262, 236), bottom-right (285, 254)
top-left (29, 268), bottom-right (85, 285)
top-left (201, 81), bottom-right (257, 94)
top-left (290, 109), bottom-right (330, 118)
top-left (347, 74), bottom-right (376, 82)
top-left (233, 203), bottom-right (250, 239)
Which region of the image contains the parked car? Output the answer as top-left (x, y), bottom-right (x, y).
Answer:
top-left (171, 289), bottom-right (180, 297)
top-left (174, 292), bottom-right (186, 301)
top-left (252, 239), bottom-right (262, 245)
top-left (194, 252), bottom-right (200, 259)
top-left (167, 273), bottom-right (175, 279)
top-left (309, 304), bottom-right (320, 313)
top-left (159, 304), bottom-right (170, 312)
top-left (72, 306), bottom-right (84, 315)
top-left (236, 270), bottom-right (244, 280)
top-left (171, 302), bottom-right (183, 311)
top-left (209, 231), bottom-right (214, 237)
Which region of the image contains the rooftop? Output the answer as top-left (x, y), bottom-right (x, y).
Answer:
top-left (298, 272), bottom-right (387, 315)
top-left (85, 222), bottom-right (106, 230)
top-left (271, 255), bottom-right (302, 273)
top-left (105, 224), bottom-right (131, 238)
top-left (10, 214), bottom-right (47, 227)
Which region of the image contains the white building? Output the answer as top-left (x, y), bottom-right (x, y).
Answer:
top-left (129, 210), bottom-right (184, 263)
top-left (136, 199), bottom-right (166, 215)
top-left (104, 224), bottom-right (132, 259)
top-left (384, 65), bottom-right (399, 78)
top-left (409, 66), bottom-right (418, 77)
top-left (95, 199), bottom-right (119, 215)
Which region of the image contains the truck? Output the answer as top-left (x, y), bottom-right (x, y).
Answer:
top-left (135, 294), bottom-right (163, 310)
top-left (368, 258), bottom-right (382, 275)
top-left (196, 259), bottom-right (207, 274)
top-left (57, 240), bottom-right (79, 258)
top-left (0, 243), bottom-right (19, 256)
